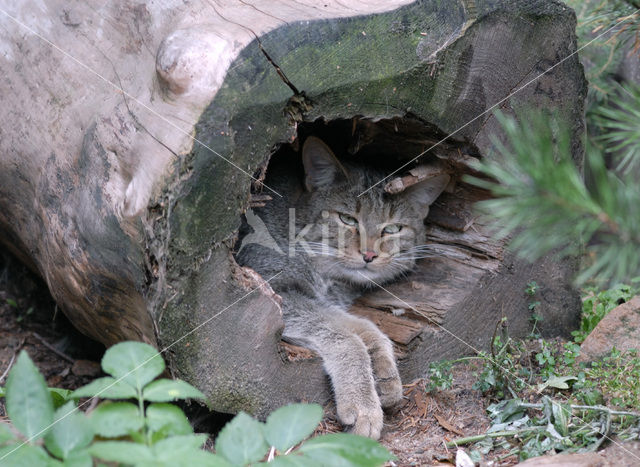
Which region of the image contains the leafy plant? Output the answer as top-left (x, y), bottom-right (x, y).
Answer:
top-left (575, 348), bottom-right (640, 409)
top-left (426, 360), bottom-right (454, 392)
top-left (1, 342), bottom-right (394, 466)
top-left (573, 282), bottom-right (639, 342)
top-left (525, 281), bottom-right (543, 338)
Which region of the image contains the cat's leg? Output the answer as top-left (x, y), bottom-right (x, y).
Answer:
top-left (341, 314), bottom-right (403, 410)
top-left (283, 306), bottom-right (384, 439)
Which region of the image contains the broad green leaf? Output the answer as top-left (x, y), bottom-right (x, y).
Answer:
top-left (146, 403), bottom-right (193, 437)
top-left (6, 351), bottom-right (54, 440)
top-left (300, 433), bottom-right (393, 467)
top-left (153, 433), bottom-right (208, 453)
top-left (89, 441), bottom-right (153, 463)
top-left (49, 388), bottom-right (74, 409)
top-left (487, 399), bottom-right (526, 423)
top-left (0, 422), bottom-right (17, 443)
top-left (0, 443), bottom-right (52, 467)
top-left (134, 435), bottom-right (230, 467)
top-left (89, 402), bottom-right (143, 437)
top-left (264, 403), bottom-right (323, 452)
top-left (142, 379), bottom-right (205, 402)
top-left (101, 342), bottom-right (164, 392)
top-left (139, 452), bottom-right (232, 467)
top-left (261, 454), bottom-right (323, 466)
top-left (551, 402), bottom-right (571, 437)
top-left (537, 375), bottom-right (578, 392)
top-left (44, 401), bottom-right (93, 460)
top-left (545, 422), bottom-right (565, 440)
top-left (215, 412), bottom-right (269, 465)
top-left (70, 377), bottom-right (137, 400)
top-left (61, 449), bottom-right (93, 467)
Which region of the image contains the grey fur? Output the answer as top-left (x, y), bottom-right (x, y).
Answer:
top-left (236, 137), bottom-right (449, 438)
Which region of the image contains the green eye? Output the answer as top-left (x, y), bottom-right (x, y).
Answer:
top-left (339, 213), bottom-right (358, 226)
top-left (382, 224), bottom-right (402, 235)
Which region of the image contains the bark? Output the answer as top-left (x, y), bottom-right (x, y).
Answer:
top-left (0, 0), bottom-right (586, 417)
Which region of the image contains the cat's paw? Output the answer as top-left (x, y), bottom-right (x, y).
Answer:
top-left (377, 375), bottom-right (403, 410)
top-left (337, 400), bottom-right (384, 439)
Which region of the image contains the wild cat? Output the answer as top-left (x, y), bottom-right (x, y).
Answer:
top-left (237, 136), bottom-right (450, 439)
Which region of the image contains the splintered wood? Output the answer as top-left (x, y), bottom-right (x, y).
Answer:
top-left (383, 161), bottom-right (450, 195)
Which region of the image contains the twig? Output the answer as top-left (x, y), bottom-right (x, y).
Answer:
top-left (519, 402), bottom-right (640, 419)
top-left (446, 426), bottom-right (544, 447)
top-left (32, 332), bottom-right (75, 364)
top-left (0, 337), bottom-right (25, 384)
top-left (0, 352), bottom-right (17, 384)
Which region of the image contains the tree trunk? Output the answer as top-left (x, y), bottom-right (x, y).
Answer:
top-left (0, 0), bottom-right (586, 417)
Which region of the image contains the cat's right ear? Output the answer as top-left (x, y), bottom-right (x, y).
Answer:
top-left (302, 137), bottom-right (347, 191)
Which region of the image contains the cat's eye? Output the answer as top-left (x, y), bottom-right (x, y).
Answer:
top-left (382, 224), bottom-right (402, 235)
top-left (338, 213), bottom-right (358, 226)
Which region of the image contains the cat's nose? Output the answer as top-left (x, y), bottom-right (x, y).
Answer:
top-left (362, 251), bottom-right (378, 263)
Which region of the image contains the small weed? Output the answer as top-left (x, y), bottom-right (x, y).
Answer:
top-left (573, 283), bottom-right (638, 343)
top-left (426, 360), bottom-right (454, 392)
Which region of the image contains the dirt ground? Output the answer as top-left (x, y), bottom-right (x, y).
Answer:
top-left (0, 250), bottom-right (515, 466)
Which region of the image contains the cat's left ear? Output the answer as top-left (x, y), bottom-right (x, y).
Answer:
top-left (302, 136), bottom-right (348, 191)
top-left (402, 174), bottom-right (450, 218)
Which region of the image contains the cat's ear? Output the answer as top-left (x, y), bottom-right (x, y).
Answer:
top-left (402, 174), bottom-right (450, 217)
top-left (302, 136), bottom-right (347, 191)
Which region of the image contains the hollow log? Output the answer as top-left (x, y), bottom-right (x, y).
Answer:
top-left (0, 0), bottom-right (586, 417)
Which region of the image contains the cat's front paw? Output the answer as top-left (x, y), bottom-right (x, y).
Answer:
top-left (337, 400), bottom-right (383, 439)
top-left (377, 375), bottom-right (403, 411)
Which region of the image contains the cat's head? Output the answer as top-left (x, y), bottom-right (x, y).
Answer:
top-left (296, 136), bottom-right (450, 286)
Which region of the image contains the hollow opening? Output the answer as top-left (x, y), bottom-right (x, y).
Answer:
top-left (235, 116), bottom-right (502, 368)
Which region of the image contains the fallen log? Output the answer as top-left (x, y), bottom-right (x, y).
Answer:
top-left (0, 0), bottom-right (585, 417)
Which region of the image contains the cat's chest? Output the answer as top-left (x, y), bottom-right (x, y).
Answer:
top-left (321, 279), bottom-right (361, 308)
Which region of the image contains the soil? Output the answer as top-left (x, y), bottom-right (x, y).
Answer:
top-left (0, 249), bottom-right (513, 466)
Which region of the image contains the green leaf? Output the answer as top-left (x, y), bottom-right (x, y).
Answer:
top-left (89, 401), bottom-right (143, 438)
top-left (264, 403), bottom-right (323, 452)
top-left (142, 379), bottom-right (205, 402)
top-left (152, 433), bottom-right (207, 453)
top-left (140, 451), bottom-right (232, 467)
top-left (60, 449), bottom-right (93, 467)
top-left (0, 443), bottom-right (53, 466)
top-left (101, 342), bottom-right (165, 392)
top-left (6, 351), bottom-right (54, 440)
top-left (0, 422), bottom-right (17, 443)
top-left (261, 454), bottom-right (323, 466)
top-left (44, 401), bottom-right (93, 460)
top-left (70, 377), bottom-right (137, 400)
top-left (299, 433), bottom-right (393, 466)
top-left (537, 375), bottom-right (578, 392)
top-left (215, 412), bottom-right (269, 465)
top-left (153, 434), bottom-right (208, 458)
top-left (146, 403), bottom-right (193, 437)
top-left (487, 399), bottom-right (525, 423)
top-left (49, 388), bottom-right (74, 409)
top-left (89, 441), bottom-right (153, 464)
top-left (551, 402), bottom-right (571, 437)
